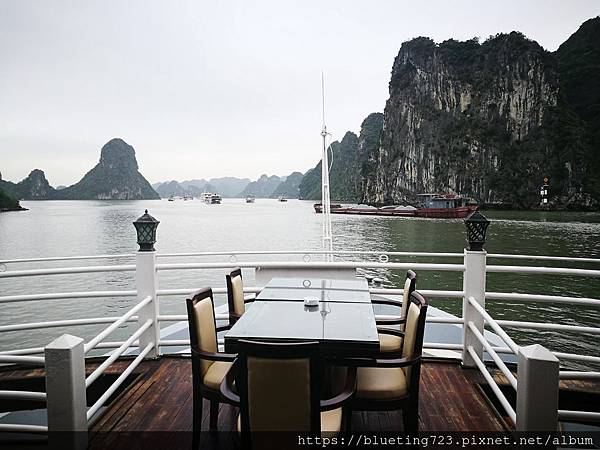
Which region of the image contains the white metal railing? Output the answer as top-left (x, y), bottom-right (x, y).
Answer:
top-left (0, 248), bottom-right (599, 437)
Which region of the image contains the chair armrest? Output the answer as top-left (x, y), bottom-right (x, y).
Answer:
top-left (191, 348), bottom-right (236, 363)
top-left (372, 297), bottom-right (405, 325)
top-left (377, 328), bottom-right (405, 339)
top-left (320, 367), bottom-right (356, 411)
top-left (220, 361), bottom-right (240, 406)
top-left (343, 355), bottom-right (421, 369)
top-left (371, 298), bottom-right (403, 308)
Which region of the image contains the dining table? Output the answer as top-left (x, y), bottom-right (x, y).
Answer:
top-left (224, 276), bottom-right (380, 357)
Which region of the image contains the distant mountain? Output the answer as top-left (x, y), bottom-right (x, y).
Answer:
top-left (238, 174), bottom-right (282, 198)
top-left (58, 138), bottom-right (159, 200)
top-left (180, 179), bottom-right (209, 190)
top-left (153, 180), bottom-right (217, 198)
top-left (271, 172), bottom-right (304, 198)
top-left (208, 177), bottom-right (250, 197)
top-left (0, 169), bottom-right (57, 200)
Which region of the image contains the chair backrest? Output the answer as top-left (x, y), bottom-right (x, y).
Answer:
top-left (400, 290), bottom-right (428, 390)
top-left (186, 288), bottom-right (218, 379)
top-left (226, 267), bottom-right (245, 323)
top-left (400, 270), bottom-right (417, 332)
top-left (236, 340), bottom-right (321, 434)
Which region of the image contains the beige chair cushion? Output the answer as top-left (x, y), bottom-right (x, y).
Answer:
top-left (400, 277), bottom-right (412, 332)
top-left (231, 275), bottom-right (245, 315)
top-left (247, 356), bottom-right (312, 431)
top-left (236, 408), bottom-right (342, 433)
top-left (401, 302), bottom-right (420, 381)
top-left (320, 408), bottom-right (342, 433)
top-left (193, 296), bottom-right (217, 378)
top-left (378, 332), bottom-right (403, 353)
top-left (356, 366), bottom-right (408, 400)
top-left (203, 361), bottom-right (232, 390)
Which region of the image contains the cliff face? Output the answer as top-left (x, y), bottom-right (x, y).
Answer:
top-left (271, 172), bottom-right (303, 198)
top-left (59, 138), bottom-right (159, 200)
top-left (238, 174), bottom-right (282, 198)
top-left (299, 131), bottom-right (360, 201)
top-left (362, 33), bottom-right (593, 208)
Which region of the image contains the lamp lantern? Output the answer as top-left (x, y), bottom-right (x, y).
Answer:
top-left (133, 209), bottom-right (159, 252)
top-left (464, 210), bottom-right (490, 251)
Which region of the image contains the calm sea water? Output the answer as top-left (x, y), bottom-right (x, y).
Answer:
top-left (0, 199), bottom-right (599, 367)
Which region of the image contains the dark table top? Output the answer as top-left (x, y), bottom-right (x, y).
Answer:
top-left (224, 300), bottom-right (380, 357)
top-left (256, 277), bottom-right (371, 304)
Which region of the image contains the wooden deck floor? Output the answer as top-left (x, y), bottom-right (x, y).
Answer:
top-left (86, 356), bottom-right (506, 440)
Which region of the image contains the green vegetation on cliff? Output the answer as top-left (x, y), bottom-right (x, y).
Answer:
top-left (0, 188), bottom-right (24, 211)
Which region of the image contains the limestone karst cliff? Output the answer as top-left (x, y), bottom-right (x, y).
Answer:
top-left (362, 32), bottom-right (593, 208)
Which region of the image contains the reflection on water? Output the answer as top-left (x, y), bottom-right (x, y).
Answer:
top-left (0, 200), bottom-right (598, 367)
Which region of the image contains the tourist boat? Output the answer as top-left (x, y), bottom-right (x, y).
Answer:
top-left (245, 195), bottom-right (255, 203)
top-left (200, 192), bottom-right (212, 203)
top-left (278, 195), bottom-right (288, 202)
top-left (210, 194), bottom-right (222, 204)
top-left (167, 196), bottom-right (175, 202)
top-left (313, 194), bottom-right (477, 218)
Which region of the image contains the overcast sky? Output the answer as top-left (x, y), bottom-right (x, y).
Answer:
top-left (1, 0), bottom-right (599, 186)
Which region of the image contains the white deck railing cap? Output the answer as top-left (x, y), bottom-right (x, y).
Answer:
top-left (519, 344), bottom-right (559, 362)
top-left (46, 334), bottom-right (83, 350)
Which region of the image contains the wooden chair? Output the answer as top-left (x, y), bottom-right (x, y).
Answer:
top-left (186, 288), bottom-right (236, 446)
top-left (373, 270), bottom-right (416, 353)
top-left (226, 267), bottom-right (255, 325)
top-left (350, 290), bottom-right (428, 433)
top-left (220, 340), bottom-right (356, 448)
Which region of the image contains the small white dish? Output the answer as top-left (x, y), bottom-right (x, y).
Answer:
top-left (303, 296), bottom-right (319, 307)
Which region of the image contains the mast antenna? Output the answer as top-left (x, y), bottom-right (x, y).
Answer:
top-left (320, 70), bottom-right (333, 261)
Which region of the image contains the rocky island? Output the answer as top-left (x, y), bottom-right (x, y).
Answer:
top-left (0, 139), bottom-right (159, 201)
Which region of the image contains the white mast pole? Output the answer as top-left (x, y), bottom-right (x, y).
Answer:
top-left (321, 71), bottom-right (333, 262)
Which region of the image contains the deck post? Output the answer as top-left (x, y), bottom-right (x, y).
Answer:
top-left (516, 344), bottom-right (559, 431)
top-left (461, 249), bottom-right (486, 367)
top-left (136, 250), bottom-right (160, 358)
top-left (45, 334), bottom-right (88, 450)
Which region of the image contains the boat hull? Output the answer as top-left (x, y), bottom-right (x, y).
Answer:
top-left (313, 204), bottom-right (477, 218)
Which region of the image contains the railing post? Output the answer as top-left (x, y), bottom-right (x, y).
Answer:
top-left (462, 249), bottom-right (487, 366)
top-left (45, 334), bottom-right (87, 450)
top-left (136, 251), bottom-right (159, 358)
top-left (133, 209), bottom-right (160, 358)
top-left (516, 344), bottom-right (559, 431)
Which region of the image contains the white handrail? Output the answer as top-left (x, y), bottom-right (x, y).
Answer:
top-left (0, 355), bottom-right (45, 365)
top-left (0, 290), bottom-right (137, 304)
top-left (486, 291), bottom-right (600, 307)
top-left (86, 320), bottom-right (152, 387)
top-left (468, 297), bottom-right (520, 355)
top-left (496, 320), bottom-right (600, 335)
top-left (0, 316), bottom-right (138, 333)
top-left (559, 371), bottom-right (600, 380)
top-left (0, 390), bottom-right (46, 401)
top-left (0, 264), bottom-right (136, 278)
top-left (468, 321), bottom-right (517, 390)
top-left (558, 410), bottom-right (600, 422)
top-left (155, 261), bottom-right (465, 272)
top-left (487, 265), bottom-right (600, 277)
top-left (84, 296), bottom-right (152, 353)
top-left (86, 342), bottom-right (153, 421)
top-left (1, 249), bottom-right (598, 265)
top-left (467, 346), bottom-right (516, 423)
top-left (0, 423), bottom-right (48, 433)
